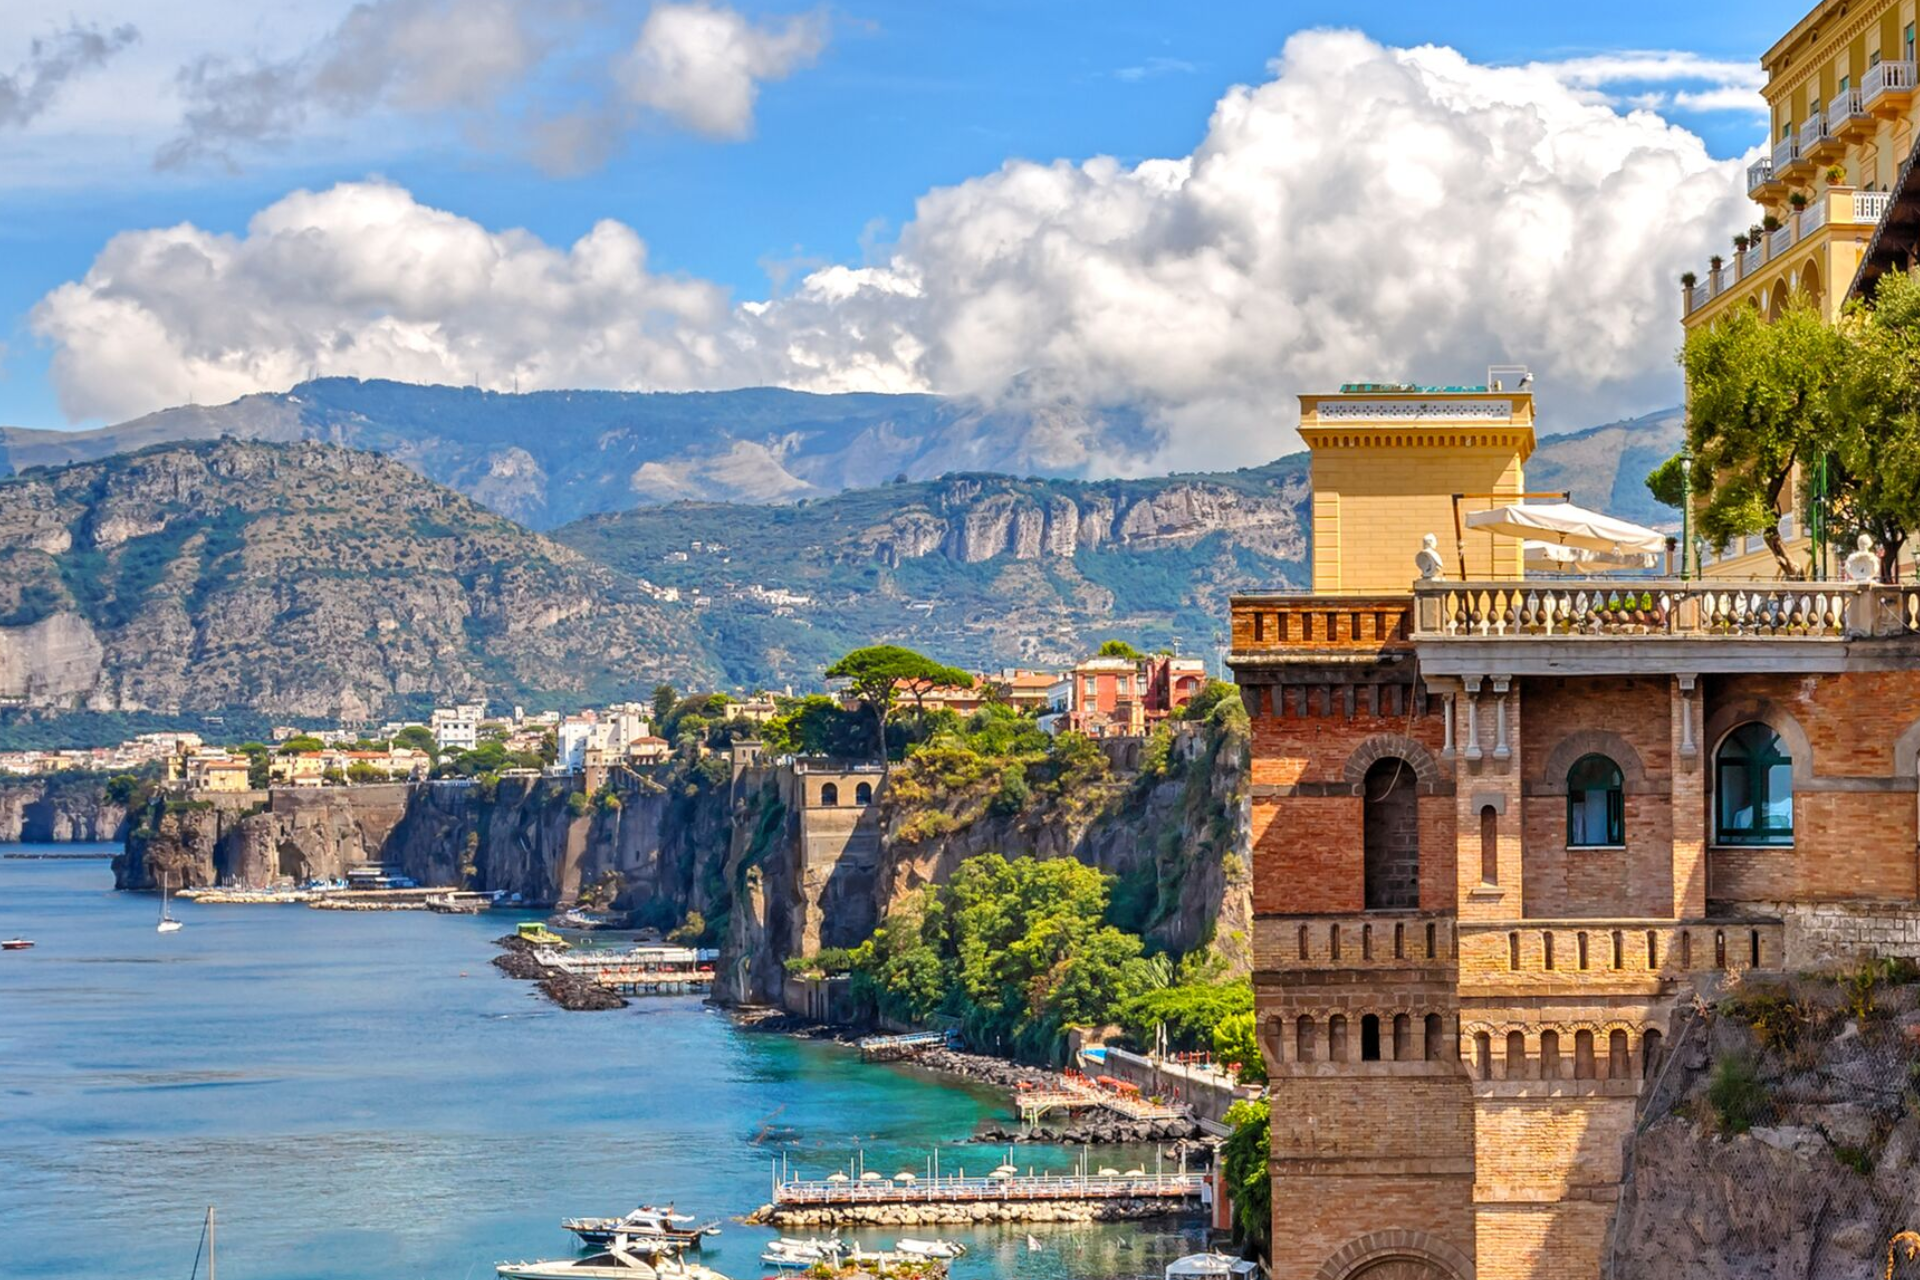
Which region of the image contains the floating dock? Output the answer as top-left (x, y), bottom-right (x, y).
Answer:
top-left (1016, 1074), bottom-right (1188, 1124)
top-left (857, 1030), bottom-right (953, 1062)
top-left (534, 947), bottom-right (715, 994)
top-left (750, 1169), bottom-right (1207, 1227)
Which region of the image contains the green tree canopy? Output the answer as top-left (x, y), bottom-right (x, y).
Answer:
top-left (1212, 1010), bottom-right (1267, 1084)
top-left (1828, 268), bottom-right (1920, 576)
top-left (277, 735), bottom-right (325, 753)
top-left (824, 645), bottom-right (974, 769)
top-left (391, 725), bottom-right (438, 760)
top-left (761, 695), bottom-right (872, 758)
top-left (1221, 1099), bottom-right (1272, 1254)
top-left (1096, 638), bottom-right (1145, 660)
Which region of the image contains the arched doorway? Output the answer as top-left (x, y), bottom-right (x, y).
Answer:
top-left (1766, 279), bottom-right (1789, 320)
top-left (1801, 258), bottom-right (1823, 314)
top-left (1363, 757), bottom-right (1420, 909)
top-left (1349, 1263), bottom-right (1455, 1280)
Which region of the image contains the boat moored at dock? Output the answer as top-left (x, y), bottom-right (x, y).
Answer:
top-left (562, 1206), bottom-right (719, 1250)
top-left (498, 1236), bottom-right (730, 1280)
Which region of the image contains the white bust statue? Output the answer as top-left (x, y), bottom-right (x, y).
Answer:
top-left (1415, 533), bottom-right (1446, 581)
top-left (1844, 534), bottom-right (1879, 583)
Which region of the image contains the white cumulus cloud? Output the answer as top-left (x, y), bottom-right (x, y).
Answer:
top-left (615, 1), bottom-right (827, 140)
top-left (35, 30), bottom-right (1754, 471)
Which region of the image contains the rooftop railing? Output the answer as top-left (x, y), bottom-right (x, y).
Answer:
top-left (1862, 59), bottom-right (1917, 109)
top-left (1411, 580), bottom-right (1920, 640)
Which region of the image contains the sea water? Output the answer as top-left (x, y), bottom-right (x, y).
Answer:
top-left (0, 850), bottom-right (1206, 1280)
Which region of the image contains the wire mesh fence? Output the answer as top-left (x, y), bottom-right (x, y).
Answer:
top-left (1609, 961), bottom-right (1920, 1280)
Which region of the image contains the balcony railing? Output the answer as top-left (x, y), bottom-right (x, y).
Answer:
top-left (1771, 133), bottom-right (1801, 174)
top-left (1801, 196), bottom-right (1828, 235)
top-left (1856, 190), bottom-right (1893, 222)
top-left (1769, 217), bottom-right (1796, 256)
top-left (1745, 157), bottom-right (1774, 193)
top-left (1834, 87), bottom-right (1867, 124)
top-left (1687, 189), bottom-right (1895, 317)
top-left (1797, 111), bottom-right (1830, 151)
top-left (1412, 580), bottom-right (1920, 640)
top-left (1862, 59), bottom-right (1917, 109)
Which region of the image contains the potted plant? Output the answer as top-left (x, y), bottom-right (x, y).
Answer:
top-left (1790, 191), bottom-right (1809, 211)
top-left (1762, 213), bottom-right (1782, 233)
top-left (1710, 254), bottom-right (1724, 272)
top-left (1734, 233), bottom-right (1751, 253)
top-left (1827, 163), bottom-right (1848, 185)
top-left (1681, 271), bottom-right (1698, 289)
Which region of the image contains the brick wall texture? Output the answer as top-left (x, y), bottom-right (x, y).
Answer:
top-left (1243, 655), bottom-right (1920, 1280)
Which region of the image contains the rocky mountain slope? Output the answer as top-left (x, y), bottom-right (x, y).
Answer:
top-left (1, 378), bottom-right (1678, 531)
top-left (557, 463), bottom-right (1310, 680)
top-left (0, 439), bottom-right (714, 728)
top-left (0, 380), bottom-right (1158, 529)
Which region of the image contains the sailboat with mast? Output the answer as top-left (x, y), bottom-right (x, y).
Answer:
top-left (188, 1206), bottom-right (215, 1280)
top-left (158, 873), bottom-right (183, 933)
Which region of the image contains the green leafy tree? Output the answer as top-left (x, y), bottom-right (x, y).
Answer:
top-left (1096, 638), bottom-right (1145, 660)
top-left (233, 742), bottom-right (272, 788)
top-left (761, 695), bottom-right (871, 758)
top-left (1212, 1010), bottom-right (1267, 1084)
top-left (277, 735), bottom-right (325, 754)
top-left (824, 645), bottom-right (974, 773)
top-left (652, 683), bottom-right (678, 726)
top-left (1828, 269), bottom-right (1920, 577)
top-left (1119, 980), bottom-right (1254, 1051)
top-left (391, 725), bottom-right (439, 761)
top-left (1221, 1099), bottom-right (1271, 1253)
top-left (1652, 295), bottom-right (1850, 577)
top-left (345, 761), bottom-right (381, 784)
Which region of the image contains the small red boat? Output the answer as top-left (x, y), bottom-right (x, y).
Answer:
top-left (1, 938), bottom-right (34, 950)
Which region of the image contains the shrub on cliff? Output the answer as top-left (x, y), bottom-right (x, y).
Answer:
top-left (1221, 1098), bottom-right (1271, 1254)
top-left (1212, 1011), bottom-right (1267, 1084)
top-left (1118, 979), bottom-right (1252, 1053)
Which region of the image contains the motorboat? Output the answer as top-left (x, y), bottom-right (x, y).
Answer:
top-left (563, 1206), bottom-right (719, 1249)
top-left (498, 1235), bottom-right (731, 1280)
top-left (1, 938), bottom-right (34, 950)
top-left (896, 1238), bottom-right (967, 1259)
top-left (759, 1236), bottom-right (846, 1269)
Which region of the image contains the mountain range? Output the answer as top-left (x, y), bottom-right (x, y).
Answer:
top-left (0, 385), bottom-right (1683, 740)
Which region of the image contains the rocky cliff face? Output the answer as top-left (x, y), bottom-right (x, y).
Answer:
top-left (115, 766), bottom-right (738, 935)
top-left (0, 438), bottom-right (713, 723)
top-left (0, 774), bottom-right (128, 843)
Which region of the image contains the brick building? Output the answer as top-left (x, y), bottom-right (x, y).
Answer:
top-left (1230, 376), bottom-right (1920, 1280)
top-left (1054, 653), bottom-right (1208, 737)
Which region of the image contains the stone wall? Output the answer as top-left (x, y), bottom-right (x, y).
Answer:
top-left (1746, 899), bottom-right (1920, 968)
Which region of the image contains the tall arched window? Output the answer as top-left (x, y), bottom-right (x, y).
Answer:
top-left (854, 781), bottom-right (873, 805)
top-left (1567, 754), bottom-right (1624, 846)
top-left (1362, 758), bottom-right (1419, 909)
top-left (1715, 723), bottom-right (1793, 845)
top-left (819, 782), bottom-right (839, 806)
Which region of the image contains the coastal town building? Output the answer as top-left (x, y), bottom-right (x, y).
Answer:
top-left (1231, 369), bottom-right (1920, 1280)
top-left (1047, 653), bottom-right (1207, 737)
top-left (429, 703), bottom-right (487, 751)
top-left (1681, 0), bottom-right (1920, 578)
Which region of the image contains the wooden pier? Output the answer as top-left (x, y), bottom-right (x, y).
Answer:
top-left (1017, 1074), bottom-right (1187, 1124)
top-left (773, 1171), bottom-right (1204, 1208)
top-left (534, 947), bottom-right (715, 994)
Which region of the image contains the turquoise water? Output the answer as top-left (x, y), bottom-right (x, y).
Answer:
top-left (0, 850), bottom-right (1205, 1280)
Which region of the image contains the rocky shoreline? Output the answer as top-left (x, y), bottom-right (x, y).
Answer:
top-left (727, 1013), bottom-right (1208, 1146)
top-left (490, 935), bottom-right (628, 1012)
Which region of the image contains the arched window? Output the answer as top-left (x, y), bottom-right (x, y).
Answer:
top-left (1608, 1030), bottom-right (1631, 1079)
top-left (1505, 1031), bottom-right (1527, 1078)
top-left (1715, 723), bottom-right (1793, 845)
top-left (1540, 1029), bottom-right (1561, 1079)
top-left (1475, 1032), bottom-right (1493, 1080)
top-left (1567, 754), bottom-right (1624, 846)
top-left (1296, 1015), bottom-right (1315, 1063)
top-left (1642, 1028), bottom-right (1664, 1079)
top-left (1362, 758), bottom-right (1419, 909)
top-left (819, 782), bottom-right (839, 806)
top-left (1392, 1013), bottom-right (1411, 1061)
top-left (854, 781), bottom-right (873, 805)
top-left (1425, 1013), bottom-right (1444, 1061)
top-left (1360, 1014), bottom-right (1381, 1062)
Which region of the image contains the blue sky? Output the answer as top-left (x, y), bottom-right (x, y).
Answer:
top-left (1, 0), bottom-right (1811, 459)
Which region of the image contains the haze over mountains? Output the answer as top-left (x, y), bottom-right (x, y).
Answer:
top-left (0, 382), bottom-right (1683, 741)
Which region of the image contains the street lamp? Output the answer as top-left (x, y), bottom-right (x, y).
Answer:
top-left (1679, 450), bottom-right (1694, 580)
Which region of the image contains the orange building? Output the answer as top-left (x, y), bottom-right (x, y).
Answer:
top-left (1230, 375), bottom-right (1920, 1280)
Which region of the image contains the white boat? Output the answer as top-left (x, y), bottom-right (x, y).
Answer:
top-left (896, 1238), bottom-right (968, 1259)
top-left (498, 1235), bottom-right (731, 1280)
top-left (1, 938), bottom-right (33, 951)
top-left (759, 1235), bottom-right (845, 1268)
top-left (563, 1205), bottom-right (719, 1249)
top-left (158, 874), bottom-right (183, 933)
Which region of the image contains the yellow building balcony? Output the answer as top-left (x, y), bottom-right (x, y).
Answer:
top-left (1862, 58), bottom-right (1917, 117)
top-left (1772, 130), bottom-right (1810, 182)
top-left (1746, 155), bottom-right (1779, 199)
top-left (1798, 110), bottom-right (1844, 167)
top-left (1831, 87), bottom-right (1874, 145)
top-left (1682, 187), bottom-right (1890, 322)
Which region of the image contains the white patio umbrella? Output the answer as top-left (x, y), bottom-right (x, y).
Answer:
top-left (1465, 502), bottom-right (1665, 558)
top-left (1522, 540), bottom-right (1661, 574)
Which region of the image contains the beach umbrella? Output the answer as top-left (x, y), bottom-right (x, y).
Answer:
top-left (1123, 1167), bottom-right (1146, 1176)
top-left (893, 1172), bottom-right (917, 1183)
top-left (826, 1172), bottom-right (850, 1183)
top-left (860, 1172), bottom-right (884, 1182)
top-left (1097, 1167), bottom-right (1121, 1177)
top-left (1523, 540), bottom-right (1660, 573)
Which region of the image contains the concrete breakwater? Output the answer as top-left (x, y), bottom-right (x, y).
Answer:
top-left (746, 1196), bottom-right (1195, 1227)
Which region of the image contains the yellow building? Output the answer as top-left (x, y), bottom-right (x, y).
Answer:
top-left (1301, 370), bottom-right (1535, 594)
top-left (1681, 0), bottom-right (1920, 578)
